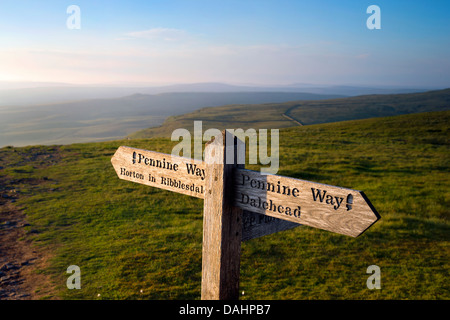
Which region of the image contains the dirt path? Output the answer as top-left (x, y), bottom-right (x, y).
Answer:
top-left (0, 147), bottom-right (61, 300)
top-left (0, 201), bottom-right (54, 299)
top-left (283, 105), bottom-right (304, 126)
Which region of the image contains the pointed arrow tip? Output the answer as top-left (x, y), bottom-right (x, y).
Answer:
top-left (359, 191), bottom-right (381, 220)
top-left (353, 191), bottom-right (380, 237)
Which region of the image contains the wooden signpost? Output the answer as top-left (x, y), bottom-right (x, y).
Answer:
top-left (111, 131), bottom-right (380, 300)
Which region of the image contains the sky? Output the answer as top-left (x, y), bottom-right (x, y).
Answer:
top-left (0, 0), bottom-right (449, 87)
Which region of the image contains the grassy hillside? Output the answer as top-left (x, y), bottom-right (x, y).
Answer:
top-left (0, 110), bottom-right (448, 300)
top-left (287, 88), bottom-right (450, 125)
top-left (128, 102), bottom-right (296, 139)
top-left (128, 88), bottom-right (450, 139)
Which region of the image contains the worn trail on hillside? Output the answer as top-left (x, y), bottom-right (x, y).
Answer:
top-left (282, 105), bottom-right (304, 126)
top-left (0, 147), bottom-right (61, 300)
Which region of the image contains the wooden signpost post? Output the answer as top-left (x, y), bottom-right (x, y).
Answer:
top-left (111, 131), bottom-right (380, 300)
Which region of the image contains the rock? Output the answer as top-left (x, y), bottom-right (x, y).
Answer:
top-left (1, 275), bottom-right (10, 282)
top-left (0, 263), bottom-right (19, 271)
top-left (1, 221), bottom-right (17, 228)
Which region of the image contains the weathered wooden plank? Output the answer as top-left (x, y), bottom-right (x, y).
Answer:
top-left (111, 146), bottom-right (206, 199)
top-left (234, 168), bottom-right (380, 237)
top-left (201, 131), bottom-right (243, 300)
top-left (242, 210), bottom-right (300, 242)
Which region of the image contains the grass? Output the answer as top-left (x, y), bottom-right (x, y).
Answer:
top-left (0, 110), bottom-right (448, 300)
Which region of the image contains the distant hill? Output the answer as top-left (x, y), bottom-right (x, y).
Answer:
top-left (0, 91), bottom-right (343, 147)
top-left (128, 82), bottom-right (431, 96)
top-left (0, 81), bottom-right (432, 107)
top-left (128, 88), bottom-right (450, 139)
top-left (287, 88), bottom-right (450, 125)
top-left (2, 87), bottom-right (448, 148)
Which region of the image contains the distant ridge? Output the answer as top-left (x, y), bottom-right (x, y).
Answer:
top-left (128, 88), bottom-right (450, 139)
top-left (0, 81), bottom-right (435, 107)
top-left (1, 86), bottom-right (448, 147)
top-left (0, 91), bottom-right (344, 147)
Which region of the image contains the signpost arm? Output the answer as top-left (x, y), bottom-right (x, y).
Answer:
top-left (201, 131), bottom-right (243, 300)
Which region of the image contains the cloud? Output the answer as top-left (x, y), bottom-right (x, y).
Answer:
top-left (120, 28), bottom-right (188, 42)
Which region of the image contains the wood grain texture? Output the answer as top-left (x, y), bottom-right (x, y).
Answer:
top-left (234, 169), bottom-right (379, 237)
top-left (111, 146), bottom-right (206, 198)
top-left (201, 131), bottom-right (243, 300)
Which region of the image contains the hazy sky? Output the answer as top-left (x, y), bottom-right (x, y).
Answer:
top-left (0, 0), bottom-right (449, 87)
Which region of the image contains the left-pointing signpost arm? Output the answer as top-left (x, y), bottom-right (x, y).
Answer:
top-left (111, 146), bottom-right (206, 199)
